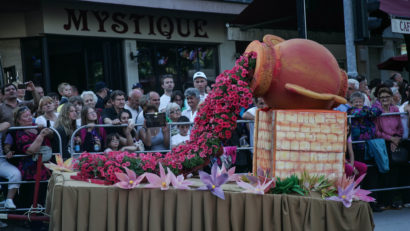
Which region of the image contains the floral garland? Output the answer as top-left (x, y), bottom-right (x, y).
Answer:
top-left (73, 52), bottom-right (257, 183)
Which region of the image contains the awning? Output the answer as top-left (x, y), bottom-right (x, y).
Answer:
top-left (377, 54), bottom-right (408, 71)
top-left (230, 0), bottom-right (344, 32)
top-left (380, 0), bottom-right (410, 18)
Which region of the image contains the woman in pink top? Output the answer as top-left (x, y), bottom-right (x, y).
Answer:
top-left (373, 87), bottom-right (404, 210)
top-left (374, 87), bottom-right (403, 152)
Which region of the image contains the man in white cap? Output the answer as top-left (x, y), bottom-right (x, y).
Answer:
top-left (193, 71), bottom-right (208, 103)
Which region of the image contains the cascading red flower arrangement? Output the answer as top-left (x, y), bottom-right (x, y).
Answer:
top-left (73, 52), bottom-right (257, 182)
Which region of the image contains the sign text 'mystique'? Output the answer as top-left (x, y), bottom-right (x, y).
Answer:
top-left (63, 8), bottom-right (209, 39)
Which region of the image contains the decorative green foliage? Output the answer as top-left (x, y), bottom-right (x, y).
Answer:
top-left (270, 175), bottom-right (306, 196)
top-left (299, 171), bottom-right (337, 198)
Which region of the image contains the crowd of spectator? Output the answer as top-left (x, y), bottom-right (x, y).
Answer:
top-left (0, 70), bottom-right (409, 219)
top-left (334, 72), bottom-right (410, 212)
top-left (0, 71), bottom-right (245, 214)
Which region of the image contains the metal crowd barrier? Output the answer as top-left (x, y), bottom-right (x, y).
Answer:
top-left (348, 111), bottom-right (410, 193)
top-left (69, 120), bottom-right (255, 157)
top-left (70, 124), bottom-right (140, 156)
top-left (0, 125), bottom-right (63, 221)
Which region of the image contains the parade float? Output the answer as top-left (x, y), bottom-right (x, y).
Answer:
top-left (45, 35), bottom-right (375, 231)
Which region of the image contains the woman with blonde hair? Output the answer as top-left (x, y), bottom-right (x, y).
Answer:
top-left (35, 96), bottom-right (59, 127)
top-left (54, 103), bottom-right (79, 159)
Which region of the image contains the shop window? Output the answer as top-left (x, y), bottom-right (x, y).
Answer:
top-left (136, 42), bottom-right (218, 93)
top-left (21, 38), bottom-right (44, 86)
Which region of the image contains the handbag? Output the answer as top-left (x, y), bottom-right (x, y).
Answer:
top-left (391, 145), bottom-right (409, 164)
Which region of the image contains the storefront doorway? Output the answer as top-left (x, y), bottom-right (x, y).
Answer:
top-left (21, 36), bottom-right (125, 94)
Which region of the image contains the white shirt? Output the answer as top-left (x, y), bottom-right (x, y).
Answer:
top-left (363, 93), bottom-right (371, 107)
top-left (124, 104), bottom-right (142, 123)
top-left (399, 101), bottom-right (409, 139)
top-left (159, 94), bottom-right (171, 112)
top-left (136, 111), bottom-right (145, 132)
top-left (245, 107), bottom-right (257, 117)
top-left (200, 93), bottom-right (208, 104)
top-left (35, 113), bottom-right (59, 127)
top-left (244, 107), bottom-right (257, 148)
top-left (76, 118), bottom-right (81, 128)
top-left (171, 133), bottom-right (189, 147)
top-left (184, 93), bottom-right (208, 111)
top-left (181, 108), bottom-right (197, 123)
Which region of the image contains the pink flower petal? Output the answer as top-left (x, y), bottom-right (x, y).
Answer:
top-left (115, 172), bottom-right (129, 182)
top-left (124, 167), bottom-right (136, 181)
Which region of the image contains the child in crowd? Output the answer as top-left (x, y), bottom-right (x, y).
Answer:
top-left (104, 133), bottom-right (138, 153)
top-left (57, 82), bottom-right (72, 105)
top-left (345, 125), bottom-right (367, 179)
top-left (171, 116), bottom-right (190, 148)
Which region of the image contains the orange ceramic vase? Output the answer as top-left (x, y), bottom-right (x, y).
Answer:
top-left (245, 35), bottom-right (347, 109)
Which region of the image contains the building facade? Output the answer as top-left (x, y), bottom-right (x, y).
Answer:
top-left (0, 0), bottom-right (247, 93)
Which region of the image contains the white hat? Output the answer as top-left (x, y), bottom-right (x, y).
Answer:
top-left (193, 71), bottom-right (207, 80)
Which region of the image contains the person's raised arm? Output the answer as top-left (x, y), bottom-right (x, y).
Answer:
top-left (26, 81), bottom-right (41, 107)
top-left (26, 128), bottom-right (53, 155)
top-left (162, 123), bottom-right (170, 149)
top-left (0, 122), bottom-right (11, 133)
top-left (139, 121), bottom-right (152, 148)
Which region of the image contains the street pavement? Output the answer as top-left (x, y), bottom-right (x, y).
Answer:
top-left (373, 207), bottom-right (410, 231)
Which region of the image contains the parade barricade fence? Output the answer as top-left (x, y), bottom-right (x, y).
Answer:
top-left (0, 125), bottom-right (62, 221)
top-left (69, 120), bottom-right (255, 157)
top-left (4, 113), bottom-right (406, 221)
top-left (348, 111), bottom-right (410, 193)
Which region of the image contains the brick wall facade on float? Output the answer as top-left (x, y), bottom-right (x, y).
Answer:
top-left (253, 110), bottom-right (346, 179)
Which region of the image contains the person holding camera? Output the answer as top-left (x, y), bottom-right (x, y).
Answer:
top-left (117, 109), bottom-right (138, 147)
top-left (0, 82), bottom-right (41, 125)
top-left (139, 104), bottom-right (170, 151)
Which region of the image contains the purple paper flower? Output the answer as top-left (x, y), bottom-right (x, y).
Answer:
top-left (114, 167), bottom-right (145, 189)
top-left (168, 167), bottom-right (193, 190)
top-left (327, 183), bottom-right (356, 208)
top-left (198, 163), bottom-right (229, 199)
top-left (145, 163), bottom-right (171, 190)
top-left (327, 174), bottom-right (375, 207)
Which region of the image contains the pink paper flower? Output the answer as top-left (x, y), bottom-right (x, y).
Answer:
top-left (145, 163), bottom-right (171, 190)
top-left (168, 168), bottom-right (193, 190)
top-left (237, 178), bottom-right (274, 195)
top-left (327, 174), bottom-right (375, 207)
top-left (217, 165), bottom-right (240, 182)
top-left (114, 167), bottom-right (145, 189)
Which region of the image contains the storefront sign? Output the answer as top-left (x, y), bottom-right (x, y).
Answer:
top-left (391, 18), bottom-right (410, 34)
top-left (62, 9), bottom-right (208, 39)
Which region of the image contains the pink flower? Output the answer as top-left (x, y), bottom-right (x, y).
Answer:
top-left (145, 163), bottom-right (171, 190)
top-left (114, 167), bottom-right (145, 189)
top-left (217, 165), bottom-right (240, 182)
top-left (236, 178), bottom-right (274, 195)
top-left (168, 168), bottom-right (193, 190)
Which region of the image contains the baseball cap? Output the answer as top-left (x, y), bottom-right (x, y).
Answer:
top-left (132, 82), bottom-right (143, 89)
top-left (193, 71), bottom-right (207, 80)
top-left (94, 81), bottom-right (107, 92)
